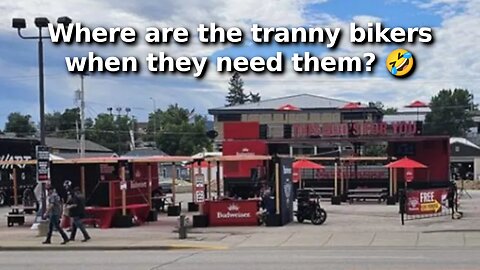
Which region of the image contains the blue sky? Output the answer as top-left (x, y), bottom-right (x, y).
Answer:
top-left (0, 0), bottom-right (479, 128)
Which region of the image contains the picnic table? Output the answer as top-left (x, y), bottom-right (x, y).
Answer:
top-left (348, 188), bottom-right (388, 204)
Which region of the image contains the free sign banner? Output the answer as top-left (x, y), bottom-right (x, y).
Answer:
top-left (406, 188), bottom-right (448, 215)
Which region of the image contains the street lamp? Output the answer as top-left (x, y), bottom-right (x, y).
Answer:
top-left (12, 16), bottom-right (72, 145)
top-left (12, 16), bottom-right (72, 221)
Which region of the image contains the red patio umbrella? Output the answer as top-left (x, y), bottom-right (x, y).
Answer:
top-left (341, 102), bottom-right (363, 110)
top-left (385, 157), bottom-right (427, 189)
top-left (405, 100), bottom-right (429, 121)
top-left (384, 157), bottom-right (427, 169)
top-left (293, 160), bottom-right (324, 188)
top-left (277, 104), bottom-right (301, 111)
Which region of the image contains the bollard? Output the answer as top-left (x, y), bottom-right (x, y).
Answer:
top-left (178, 215), bottom-right (187, 239)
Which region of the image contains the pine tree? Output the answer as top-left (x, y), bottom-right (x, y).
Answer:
top-left (226, 72), bottom-right (248, 106)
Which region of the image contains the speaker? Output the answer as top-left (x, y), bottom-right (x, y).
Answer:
top-left (284, 124), bottom-right (292, 139)
top-left (188, 202), bottom-right (199, 212)
top-left (415, 121), bottom-right (423, 135)
top-left (259, 124), bottom-right (268, 139)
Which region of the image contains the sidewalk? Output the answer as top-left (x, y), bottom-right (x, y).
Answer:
top-left (1, 191), bottom-right (479, 250)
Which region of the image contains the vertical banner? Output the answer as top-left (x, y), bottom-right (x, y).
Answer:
top-left (279, 157), bottom-right (294, 225)
top-left (35, 145), bottom-right (50, 183)
top-left (195, 173), bottom-right (205, 203)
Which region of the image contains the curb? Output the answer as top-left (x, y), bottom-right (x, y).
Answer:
top-left (0, 244), bottom-right (228, 251)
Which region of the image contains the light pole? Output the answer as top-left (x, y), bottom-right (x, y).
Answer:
top-left (12, 16), bottom-right (72, 221)
top-left (12, 16), bottom-right (72, 145)
top-left (149, 97), bottom-right (157, 143)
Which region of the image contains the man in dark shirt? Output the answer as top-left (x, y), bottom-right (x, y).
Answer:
top-left (43, 186), bottom-right (69, 245)
top-left (68, 187), bottom-right (91, 242)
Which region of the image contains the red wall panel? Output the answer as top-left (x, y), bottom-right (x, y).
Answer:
top-left (222, 140), bottom-right (267, 178)
top-left (223, 122), bottom-right (259, 140)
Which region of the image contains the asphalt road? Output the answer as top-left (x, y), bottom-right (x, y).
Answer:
top-left (0, 247), bottom-right (478, 270)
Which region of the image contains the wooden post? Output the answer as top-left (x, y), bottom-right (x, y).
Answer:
top-left (120, 165), bottom-right (126, 216)
top-left (334, 162), bottom-right (338, 197)
top-left (275, 162), bottom-right (280, 215)
top-left (13, 167), bottom-right (18, 207)
top-left (207, 161), bottom-right (212, 199)
top-left (216, 161), bottom-right (221, 198)
top-left (394, 168), bottom-right (398, 195)
top-left (190, 165), bottom-right (195, 202)
top-left (80, 165), bottom-right (85, 195)
top-left (299, 169), bottom-right (302, 190)
top-left (171, 163), bottom-right (176, 205)
top-left (148, 163), bottom-right (152, 209)
top-left (389, 167), bottom-right (393, 197)
top-left (340, 162), bottom-right (344, 196)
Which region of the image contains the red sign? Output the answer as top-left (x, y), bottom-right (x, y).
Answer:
top-left (405, 168), bottom-right (414, 182)
top-left (406, 188), bottom-right (448, 215)
top-left (292, 121), bottom-right (417, 138)
top-left (206, 200), bottom-right (258, 226)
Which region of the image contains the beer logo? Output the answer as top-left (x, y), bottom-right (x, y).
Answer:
top-left (228, 203), bottom-right (239, 212)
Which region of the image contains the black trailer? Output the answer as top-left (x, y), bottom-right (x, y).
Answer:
top-left (0, 137), bottom-right (39, 206)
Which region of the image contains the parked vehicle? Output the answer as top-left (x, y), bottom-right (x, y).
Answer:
top-left (296, 189), bottom-right (327, 225)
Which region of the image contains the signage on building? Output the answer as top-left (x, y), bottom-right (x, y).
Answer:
top-left (36, 145), bottom-right (50, 183)
top-left (292, 121), bottom-right (419, 138)
top-left (406, 188), bottom-right (448, 215)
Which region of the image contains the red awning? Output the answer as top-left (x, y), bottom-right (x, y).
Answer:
top-left (341, 102), bottom-right (363, 109)
top-left (293, 159), bottom-right (325, 170)
top-left (277, 104), bottom-right (301, 111)
top-left (384, 157), bottom-right (427, 169)
top-left (405, 100), bottom-right (429, 108)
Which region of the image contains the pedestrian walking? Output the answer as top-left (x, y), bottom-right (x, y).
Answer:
top-left (68, 187), bottom-right (91, 242)
top-left (42, 186), bottom-right (69, 245)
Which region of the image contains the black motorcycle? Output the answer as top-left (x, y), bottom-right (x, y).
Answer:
top-left (296, 189), bottom-right (327, 225)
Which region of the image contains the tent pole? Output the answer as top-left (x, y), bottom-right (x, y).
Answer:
top-left (171, 163), bottom-right (176, 205)
top-left (389, 167), bottom-right (393, 197)
top-left (334, 162), bottom-right (338, 197)
top-left (216, 161), bottom-right (221, 198)
top-left (275, 162), bottom-right (280, 215)
top-left (120, 165), bottom-right (126, 216)
top-left (13, 167), bottom-right (18, 207)
top-left (80, 165), bottom-right (85, 195)
top-left (148, 163), bottom-right (152, 209)
top-left (207, 161), bottom-right (212, 199)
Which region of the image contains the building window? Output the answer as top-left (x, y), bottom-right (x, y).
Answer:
top-left (177, 168), bottom-right (181, 178)
top-left (283, 114), bottom-right (287, 121)
top-left (271, 114), bottom-right (274, 121)
top-left (162, 168), bottom-right (167, 178)
top-left (307, 113), bottom-right (311, 120)
top-left (455, 146), bottom-right (460, 152)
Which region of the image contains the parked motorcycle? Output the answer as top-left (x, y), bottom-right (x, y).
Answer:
top-left (296, 189), bottom-right (327, 225)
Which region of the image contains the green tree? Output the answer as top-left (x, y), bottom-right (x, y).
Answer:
top-left (45, 108), bottom-right (93, 139)
top-left (369, 101), bottom-right (397, 114)
top-left (4, 112), bottom-right (36, 136)
top-left (424, 88), bottom-right (477, 136)
top-left (149, 104), bottom-right (211, 155)
top-left (249, 92), bottom-right (261, 103)
top-left (89, 113), bottom-right (135, 154)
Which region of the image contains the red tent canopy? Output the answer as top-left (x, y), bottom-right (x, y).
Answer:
top-left (293, 160), bottom-right (325, 170)
top-left (277, 104), bottom-right (301, 111)
top-left (405, 100), bottom-right (429, 108)
top-left (384, 157), bottom-right (427, 169)
top-left (341, 102), bottom-right (363, 109)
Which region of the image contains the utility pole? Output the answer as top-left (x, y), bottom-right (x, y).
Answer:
top-left (79, 73), bottom-right (88, 158)
top-left (149, 97), bottom-right (157, 143)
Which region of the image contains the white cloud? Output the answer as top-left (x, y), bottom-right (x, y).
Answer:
top-left (0, 0), bottom-right (479, 125)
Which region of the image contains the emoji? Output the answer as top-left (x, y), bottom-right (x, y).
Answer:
top-left (386, 48), bottom-right (415, 77)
